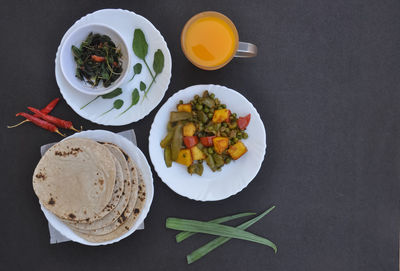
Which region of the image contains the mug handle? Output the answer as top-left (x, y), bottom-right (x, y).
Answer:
top-left (234, 42), bottom-right (258, 58)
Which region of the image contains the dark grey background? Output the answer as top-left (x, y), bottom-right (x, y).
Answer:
top-left (0, 0), bottom-right (399, 270)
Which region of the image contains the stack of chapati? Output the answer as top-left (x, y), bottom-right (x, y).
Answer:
top-left (32, 138), bottom-right (146, 243)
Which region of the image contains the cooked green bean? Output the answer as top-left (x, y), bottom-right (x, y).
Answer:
top-left (160, 130), bottom-right (173, 148)
top-left (164, 146), bottom-right (172, 167)
top-left (170, 111), bottom-right (192, 122)
top-left (171, 122), bottom-right (183, 161)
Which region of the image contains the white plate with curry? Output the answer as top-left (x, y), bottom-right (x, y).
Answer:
top-left (148, 84), bottom-right (267, 201)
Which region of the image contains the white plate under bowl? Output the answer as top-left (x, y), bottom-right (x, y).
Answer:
top-left (60, 23), bottom-right (131, 95)
top-left (55, 9), bottom-right (172, 126)
top-left (40, 130), bottom-right (154, 246)
top-left (148, 84), bottom-right (267, 201)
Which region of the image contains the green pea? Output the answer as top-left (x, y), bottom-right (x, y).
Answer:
top-left (207, 113), bottom-right (213, 119)
top-left (210, 93), bottom-right (215, 99)
top-left (208, 148), bottom-right (214, 154)
top-left (237, 132), bottom-right (242, 137)
top-left (196, 104), bottom-right (203, 110)
top-left (237, 134), bottom-right (242, 139)
top-left (204, 107), bottom-right (209, 113)
top-left (225, 128), bottom-right (230, 133)
top-left (243, 132), bottom-right (248, 139)
top-left (234, 137), bottom-right (238, 143)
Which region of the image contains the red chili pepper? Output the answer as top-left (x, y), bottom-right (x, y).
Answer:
top-left (183, 136), bottom-right (199, 148)
top-left (91, 55), bottom-right (105, 62)
top-left (41, 97), bottom-right (60, 115)
top-left (200, 136), bottom-right (216, 147)
top-left (27, 107), bottom-right (79, 132)
top-left (15, 112), bottom-right (65, 137)
top-left (237, 114), bottom-right (251, 130)
top-left (113, 61), bottom-right (118, 67)
top-left (7, 98), bottom-right (60, 129)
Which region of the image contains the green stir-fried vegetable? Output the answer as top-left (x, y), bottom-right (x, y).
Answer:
top-left (72, 32), bottom-right (123, 88)
top-left (160, 90), bottom-right (251, 175)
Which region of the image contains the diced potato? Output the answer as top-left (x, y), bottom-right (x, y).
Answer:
top-left (212, 109), bottom-right (230, 123)
top-left (190, 146), bottom-right (206, 160)
top-left (177, 104), bottom-right (192, 113)
top-left (176, 149), bottom-right (193, 166)
top-left (183, 122), bottom-right (196, 136)
top-left (213, 137), bottom-right (229, 154)
top-left (228, 141), bottom-right (247, 160)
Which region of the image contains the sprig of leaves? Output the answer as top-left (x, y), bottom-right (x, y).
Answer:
top-left (142, 49), bottom-right (164, 102)
top-left (80, 88), bottom-right (122, 109)
top-left (118, 88), bottom-right (139, 116)
top-left (99, 99), bottom-right (124, 116)
top-left (128, 63), bottom-right (142, 82)
top-left (140, 81), bottom-right (146, 91)
top-left (132, 29), bottom-right (155, 80)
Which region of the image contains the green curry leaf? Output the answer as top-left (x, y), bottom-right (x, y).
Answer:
top-left (134, 63), bottom-right (142, 74)
top-left (132, 29), bottom-right (148, 60)
top-left (119, 88), bottom-right (140, 116)
top-left (101, 88), bottom-right (122, 99)
top-left (113, 99), bottom-right (124, 109)
top-left (153, 49), bottom-right (165, 75)
top-left (140, 81), bottom-right (146, 91)
top-left (100, 99), bottom-right (124, 116)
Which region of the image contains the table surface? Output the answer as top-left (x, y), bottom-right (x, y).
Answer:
top-left (0, 1), bottom-right (399, 270)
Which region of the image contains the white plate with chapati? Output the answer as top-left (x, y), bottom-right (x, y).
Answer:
top-left (33, 130), bottom-right (153, 246)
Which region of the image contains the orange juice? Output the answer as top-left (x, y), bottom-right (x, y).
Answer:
top-left (181, 12), bottom-right (239, 70)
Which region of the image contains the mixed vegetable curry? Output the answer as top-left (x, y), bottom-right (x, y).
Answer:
top-left (160, 90), bottom-right (251, 176)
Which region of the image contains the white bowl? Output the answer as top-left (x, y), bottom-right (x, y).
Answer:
top-left (60, 23), bottom-right (131, 96)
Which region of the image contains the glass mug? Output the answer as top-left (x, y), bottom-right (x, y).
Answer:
top-left (181, 11), bottom-right (257, 70)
